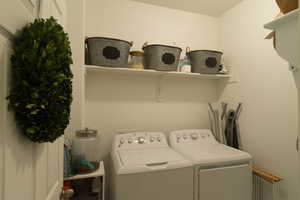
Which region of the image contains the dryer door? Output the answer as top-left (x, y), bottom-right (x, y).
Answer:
top-left (198, 164), bottom-right (251, 200)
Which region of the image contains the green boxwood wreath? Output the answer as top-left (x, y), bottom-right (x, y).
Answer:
top-left (7, 17), bottom-right (73, 143)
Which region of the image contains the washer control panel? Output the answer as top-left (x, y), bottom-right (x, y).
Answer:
top-left (114, 132), bottom-right (168, 149)
top-left (169, 129), bottom-right (217, 145)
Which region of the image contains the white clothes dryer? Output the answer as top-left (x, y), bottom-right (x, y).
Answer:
top-left (169, 129), bottom-right (252, 200)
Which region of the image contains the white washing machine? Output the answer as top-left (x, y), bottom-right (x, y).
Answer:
top-left (169, 129), bottom-right (252, 200)
top-left (111, 132), bottom-right (194, 200)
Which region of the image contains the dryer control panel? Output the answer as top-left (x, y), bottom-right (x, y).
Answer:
top-left (113, 132), bottom-right (168, 149)
top-left (169, 129), bottom-right (217, 146)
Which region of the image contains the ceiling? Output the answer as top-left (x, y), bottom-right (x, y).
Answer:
top-left (132, 0), bottom-right (243, 17)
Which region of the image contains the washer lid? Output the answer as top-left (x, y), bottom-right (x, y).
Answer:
top-left (175, 144), bottom-right (252, 166)
top-left (116, 147), bottom-right (192, 174)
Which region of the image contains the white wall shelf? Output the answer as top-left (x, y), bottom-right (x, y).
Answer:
top-left (264, 9), bottom-right (299, 68)
top-left (85, 65), bottom-right (231, 80)
top-left (64, 161), bottom-right (105, 200)
top-left (85, 65), bottom-right (231, 102)
top-left (64, 161), bottom-right (105, 181)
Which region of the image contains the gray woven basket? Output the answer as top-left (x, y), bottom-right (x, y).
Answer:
top-left (86, 37), bottom-right (132, 68)
top-left (187, 49), bottom-right (223, 74)
top-left (143, 44), bottom-right (182, 71)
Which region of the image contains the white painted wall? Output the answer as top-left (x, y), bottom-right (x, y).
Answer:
top-left (85, 0), bottom-right (221, 160)
top-left (86, 73), bottom-right (219, 159)
top-left (65, 0), bottom-right (86, 137)
top-left (86, 0), bottom-right (220, 54)
top-left (219, 1), bottom-right (300, 199)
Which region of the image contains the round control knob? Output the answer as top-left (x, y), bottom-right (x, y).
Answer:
top-left (137, 136), bottom-right (146, 144)
top-left (150, 136), bottom-right (155, 142)
top-left (128, 138), bottom-right (133, 144)
top-left (176, 135), bottom-right (181, 143)
top-left (191, 133), bottom-right (198, 140)
top-left (157, 136), bottom-right (161, 142)
top-left (120, 138), bottom-right (125, 144)
top-left (183, 134), bottom-right (188, 140)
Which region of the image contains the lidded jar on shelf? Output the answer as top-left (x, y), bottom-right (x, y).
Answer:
top-left (72, 128), bottom-right (100, 174)
top-left (129, 51), bottom-right (145, 70)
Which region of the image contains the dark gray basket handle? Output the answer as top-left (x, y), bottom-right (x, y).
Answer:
top-left (142, 42), bottom-right (148, 49)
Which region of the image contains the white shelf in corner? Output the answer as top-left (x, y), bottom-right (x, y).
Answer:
top-left (85, 65), bottom-right (231, 80)
top-left (64, 161), bottom-right (105, 181)
top-left (264, 9), bottom-right (299, 67)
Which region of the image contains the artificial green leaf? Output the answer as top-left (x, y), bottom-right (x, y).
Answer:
top-left (31, 92), bottom-right (39, 99)
top-left (26, 127), bottom-right (35, 134)
top-left (30, 109), bottom-right (39, 115)
top-left (26, 104), bottom-right (35, 109)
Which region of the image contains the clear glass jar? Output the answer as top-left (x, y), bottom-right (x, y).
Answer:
top-left (72, 128), bottom-right (100, 174)
top-left (179, 55), bottom-right (191, 73)
top-left (129, 51), bottom-right (145, 70)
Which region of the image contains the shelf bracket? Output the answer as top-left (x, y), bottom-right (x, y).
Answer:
top-left (155, 75), bottom-right (165, 102)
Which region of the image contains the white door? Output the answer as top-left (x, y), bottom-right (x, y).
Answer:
top-left (0, 0), bottom-right (67, 200)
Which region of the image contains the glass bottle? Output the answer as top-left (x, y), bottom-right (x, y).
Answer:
top-left (129, 51), bottom-right (145, 70)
